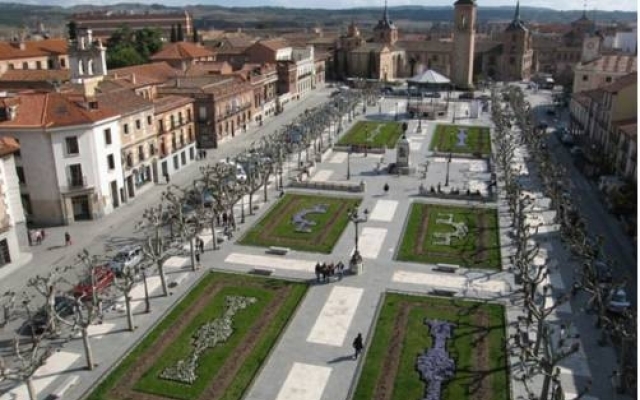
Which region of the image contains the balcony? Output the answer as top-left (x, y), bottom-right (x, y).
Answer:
top-left (64, 175), bottom-right (92, 193)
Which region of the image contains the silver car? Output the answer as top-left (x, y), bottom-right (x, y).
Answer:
top-left (109, 245), bottom-right (143, 276)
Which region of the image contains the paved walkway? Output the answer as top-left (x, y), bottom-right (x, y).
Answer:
top-left (0, 94), bottom-right (626, 400)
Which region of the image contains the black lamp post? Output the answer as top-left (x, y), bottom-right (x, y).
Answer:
top-left (444, 152), bottom-right (452, 187)
top-left (394, 102), bottom-right (399, 121)
top-left (348, 207), bottom-right (369, 264)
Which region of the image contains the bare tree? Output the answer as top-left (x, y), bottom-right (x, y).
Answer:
top-left (25, 265), bottom-right (73, 336)
top-left (0, 336), bottom-right (52, 400)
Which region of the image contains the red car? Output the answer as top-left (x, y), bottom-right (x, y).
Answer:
top-left (73, 266), bottom-right (114, 300)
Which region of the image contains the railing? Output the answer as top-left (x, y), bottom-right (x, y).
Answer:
top-left (65, 175), bottom-right (89, 191)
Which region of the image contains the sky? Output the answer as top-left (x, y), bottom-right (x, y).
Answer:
top-left (4, 0), bottom-right (638, 12)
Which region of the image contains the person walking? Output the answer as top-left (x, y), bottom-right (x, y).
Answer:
top-left (383, 183), bottom-right (389, 195)
top-left (198, 237), bottom-right (204, 253)
top-left (315, 262), bottom-right (322, 283)
top-left (64, 232), bottom-right (72, 246)
top-left (195, 250), bottom-right (201, 270)
top-left (352, 333), bottom-right (364, 360)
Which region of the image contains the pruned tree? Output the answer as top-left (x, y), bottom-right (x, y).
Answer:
top-left (0, 335), bottom-right (52, 400)
top-left (24, 265), bottom-right (73, 336)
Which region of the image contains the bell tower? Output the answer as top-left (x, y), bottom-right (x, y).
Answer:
top-left (452, 0), bottom-right (476, 89)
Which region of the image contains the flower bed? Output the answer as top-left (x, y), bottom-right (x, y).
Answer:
top-left (86, 272), bottom-right (307, 400)
top-left (352, 293), bottom-right (508, 400)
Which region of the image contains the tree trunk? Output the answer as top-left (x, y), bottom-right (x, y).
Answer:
top-left (189, 238), bottom-right (196, 272)
top-left (263, 176), bottom-right (269, 202)
top-left (82, 326), bottom-right (95, 370)
top-left (249, 187), bottom-right (254, 216)
top-left (210, 217), bottom-right (219, 250)
top-left (533, 317), bottom-right (544, 356)
top-left (125, 293), bottom-right (134, 332)
top-left (539, 366), bottom-right (552, 400)
top-left (157, 260), bottom-right (168, 297)
top-left (26, 376), bottom-right (36, 400)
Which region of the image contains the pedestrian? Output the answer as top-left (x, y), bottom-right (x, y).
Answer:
top-left (195, 251), bottom-right (201, 269)
top-left (64, 231), bottom-right (72, 246)
top-left (164, 173), bottom-right (170, 185)
top-left (35, 230), bottom-right (42, 245)
top-left (222, 212), bottom-right (228, 227)
top-left (198, 237), bottom-right (204, 254)
top-left (352, 333), bottom-right (364, 359)
top-left (337, 261), bottom-right (344, 280)
top-left (216, 213), bottom-right (221, 226)
top-left (383, 183), bottom-right (389, 195)
top-left (315, 262), bottom-right (322, 283)
top-left (40, 229), bottom-right (46, 241)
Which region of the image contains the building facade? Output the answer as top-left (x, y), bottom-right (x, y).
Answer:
top-left (0, 38), bottom-right (68, 75)
top-left (0, 137), bottom-right (28, 271)
top-left (71, 11), bottom-right (192, 42)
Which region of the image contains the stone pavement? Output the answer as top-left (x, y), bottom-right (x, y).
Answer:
top-left (0, 92), bottom-right (627, 400)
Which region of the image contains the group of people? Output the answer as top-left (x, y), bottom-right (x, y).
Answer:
top-left (314, 261), bottom-right (346, 283)
top-left (28, 229), bottom-right (46, 246)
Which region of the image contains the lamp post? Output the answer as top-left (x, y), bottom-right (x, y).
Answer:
top-left (394, 102), bottom-right (399, 121)
top-left (417, 93), bottom-right (423, 133)
top-left (348, 207), bottom-right (369, 267)
top-left (347, 145), bottom-right (352, 180)
top-left (444, 152), bottom-right (452, 187)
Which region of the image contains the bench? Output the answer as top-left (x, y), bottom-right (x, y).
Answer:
top-left (48, 375), bottom-right (79, 400)
top-left (267, 246), bottom-right (290, 255)
top-left (430, 288), bottom-right (457, 297)
top-left (434, 263), bottom-right (460, 273)
top-left (250, 267), bottom-right (275, 276)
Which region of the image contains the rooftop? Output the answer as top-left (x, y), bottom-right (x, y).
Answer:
top-left (0, 39), bottom-right (67, 61)
top-left (150, 42), bottom-right (216, 61)
top-left (0, 136), bottom-right (20, 157)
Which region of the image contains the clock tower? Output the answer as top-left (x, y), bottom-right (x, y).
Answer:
top-left (452, 0), bottom-right (476, 89)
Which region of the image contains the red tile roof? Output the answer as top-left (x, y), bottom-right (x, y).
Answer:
top-left (153, 95), bottom-right (193, 114)
top-left (602, 72), bottom-right (637, 93)
top-left (0, 136), bottom-right (20, 157)
top-left (109, 62), bottom-right (180, 86)
top-left (150, 42), bottom-right (216, 61)
top-left (256, 38), bottom-right (290, 51)
top-left (0, 69), bottom-right (70, 82)
top-left (185, 61), bottom-right (233, 76)
top-left (0, 39), bottom-right (67, 61)
top-left (0, 92), bottom-right (118, 128)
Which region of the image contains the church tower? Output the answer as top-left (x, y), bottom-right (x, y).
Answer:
top-left (68, 27), bottom-right (107, 96)
top-left (373, 0), bottom-right (398, 45)
top-left (452, 0), bottom-right (476, 89)
top-left (501, 1), bottom-right (533, 81)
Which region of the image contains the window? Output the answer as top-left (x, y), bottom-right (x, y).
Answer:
top-left (138, 145), bottom-right (145, 161)
top-left (198, 106), bottom-right (207, 121)
top-left (149, 143), bottom-right (156, 156)
top-left (605, 76), bottom-right (612, 83)
top-left (0, 239), bottom-right (11, 267)
top-left (135, 119), bottom-right (141, 130)
top-left (582, 75), bottom-right (588, 81)
top-left (16, 166), bottom-right (25, 184)
top-left (68, 164), bottom-right (83, 187)
top-left (107, 154), bottom-right (115, 170)
top-left (173, 155), bottom-right (179, 170)
top-left (124, 123), bottom-right (129, 134)
top-left (104, 128), bottom-right (112, 145)
top-left (22, 62), bottom-right (28, 69)
top-left (147, 115), bottom-right (153, 125)
top-left (47, 59), bottom-right (54, 69)
top-left (187, 109), bottom-right (192, 121)
top-left (65, 137), bottom-right (79, 155)
top-left (36, 61), bottom-right (42, 70)
top-left (60, 58), bottom-right (66, 68)
top-left (171, 115), bottom-right (176, 129)
top-left (178, 112), bottom-right (183, 125)
top-left (7, 63), bottom-right (14, 70)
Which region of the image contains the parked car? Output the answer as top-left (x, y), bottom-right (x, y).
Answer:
top-left (458, 91), bottom-right (475, 99)
top-left (109, 245), bottom-right (143, 276)
top-left (73, 266), bottom-right (115, 300)
top-left (606, 288), bottom-right (631, 314)
top-left (20, 296), bottom-right (76, 335)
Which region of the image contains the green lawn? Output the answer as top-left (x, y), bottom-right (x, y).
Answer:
top-left (239, 193), bottom-right (361, 253)
top-left (429, 124), bottom-right (491, 154)
top-left (338, 121), bottom-right (403, 148)
top-left (397, 204), bottom-right (501, 270)
top-left (86, 272), bottom-right (307, 400)
top-left (353, 293), bottom-right (508, 400)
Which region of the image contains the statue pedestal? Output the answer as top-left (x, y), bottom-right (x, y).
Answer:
top-left (350, 253), bottom-right (364, 275)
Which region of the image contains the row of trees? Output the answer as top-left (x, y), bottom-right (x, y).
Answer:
top-left (0, 87), bottom-right (370, 400)
top-left (494, 84), bottom-right (635, 399)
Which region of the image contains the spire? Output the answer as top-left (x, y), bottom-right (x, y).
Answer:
top-left (383, 0), bottom-right (390, 23)
top-left (582, 0), bottom-right (587, 18)
top-left (513, 0), bottom-right (521, 21)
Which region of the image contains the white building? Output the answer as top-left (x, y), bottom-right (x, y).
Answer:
top-left (0, 92), bottom-right (124, 225)
top-left (291, 46), bottom-right (316, 97)
top-left (0, 136), bottom-right (30, 273)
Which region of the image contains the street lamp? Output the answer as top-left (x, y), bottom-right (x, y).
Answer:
top-left (395, 102), bottom-right (399, 121)
top-left (348, 207), bottom-right (369, 266)
top-left (347, 145), bottom-right (352, 180)
top-left (417, 93), bottom-right (423, 133)
top-left (444, 152), bottom-right (452, 187)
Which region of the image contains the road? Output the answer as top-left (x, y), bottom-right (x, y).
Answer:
top-left (523, 85), bottom-right (637, 306)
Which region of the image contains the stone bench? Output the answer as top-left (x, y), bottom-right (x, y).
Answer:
top-left (267, 246), bottom-right (290, 255)
top-left (250, 267), bottom-right (275, 276)
top-left (430, 288), bottom-right (457, 297)
top-left (49, 375), bottom-right (79, 399)
top-left (434, 263), bottom-right (460, 273)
